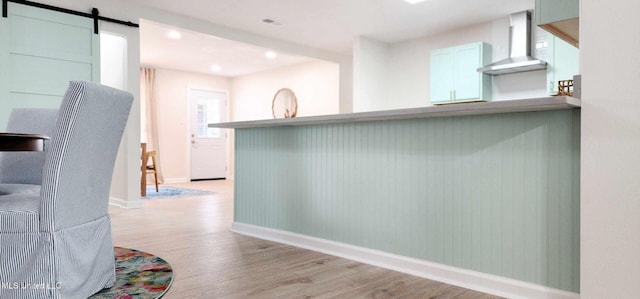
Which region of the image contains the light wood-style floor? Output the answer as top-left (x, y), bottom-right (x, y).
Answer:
top-left (109, 180), bottom-right (502, 298)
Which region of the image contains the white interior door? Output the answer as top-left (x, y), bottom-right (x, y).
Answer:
top-left (189, 88), bottom-right (228, 180)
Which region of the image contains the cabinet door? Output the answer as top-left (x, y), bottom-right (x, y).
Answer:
top-left (453, 43), bottom-right (481, 101)
top-left (547, 36), bottom-right (579, 95)
top-left (429, 48), bottom-right (454, 103)
top-left (535, 0), bottom-right (579, 24)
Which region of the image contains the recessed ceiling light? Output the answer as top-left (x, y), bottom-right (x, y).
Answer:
top-left (404, 0), bottom-right (426, 4)
top-left (167, 30), bottom-right (181, 40)
top-left (265, 51), bottom-right (278, 60)
top-left (210, 64), bottom-right (222, 72)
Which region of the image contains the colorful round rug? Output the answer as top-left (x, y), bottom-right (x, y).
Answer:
top-left (89, 247), bottom-right (174, 299)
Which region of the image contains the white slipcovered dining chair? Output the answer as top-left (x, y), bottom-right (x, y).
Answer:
top-left (0, 81), bottom-right (133, 298)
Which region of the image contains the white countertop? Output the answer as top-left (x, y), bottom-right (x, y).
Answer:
top-left (209, 96), bottom-right (581, 129)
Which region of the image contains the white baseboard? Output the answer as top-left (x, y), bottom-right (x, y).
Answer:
top-left (162, 177), bottom-right (189, 184)
top-left (109, 197), bottom-right (142, 209)
top-left (231, 222), bottom-right (579, 299)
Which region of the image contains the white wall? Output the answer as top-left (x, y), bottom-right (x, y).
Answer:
top-left (227, 60), bottom-right (339, 180)
top-left (99, 20), bottom-right (142, 209)
top-left (153, 68), bottom-right (230, 183)
top-left (100, 34), bottom-right (127, 90)
top-left (360, 17), bottom-right (549, 112)
top-left (339, 56), bottom-right (353, 113)
top-left (231, 60), bottom-right (340, 121)
top-left (581, 0), bottom-right (640, 297)
top-left (100, 32), bottom-right (129, 202)
top-left (352, 36), bottom-right (390, 112)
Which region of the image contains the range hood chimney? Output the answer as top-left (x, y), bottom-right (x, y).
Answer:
top-left (477, 11), bottom-right (547, 75)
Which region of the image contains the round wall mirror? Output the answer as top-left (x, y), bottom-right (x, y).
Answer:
top-left (272, 88), bottom-right (298, 119)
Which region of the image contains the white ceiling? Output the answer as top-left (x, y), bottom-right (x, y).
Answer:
top-left (135, 0), bottom-right (534, 77)
top-left (140, 20), bottom-right (315, 77)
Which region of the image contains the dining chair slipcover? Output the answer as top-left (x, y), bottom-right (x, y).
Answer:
top-left (0, 108), bottom-right (59, 196)
top-left (0, 81), bottom-right (133, 298)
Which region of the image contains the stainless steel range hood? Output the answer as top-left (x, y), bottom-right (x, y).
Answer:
top-left (477, 11), bottom-right (547, 75)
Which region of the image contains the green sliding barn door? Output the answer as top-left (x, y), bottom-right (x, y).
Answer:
top-left (0, 2), bottom-right (100, 127)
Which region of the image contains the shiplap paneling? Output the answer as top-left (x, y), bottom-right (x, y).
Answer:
top-left (234, 109), bottom-right (580, 293)
top-left (0, 2), bottom-right (99, 128)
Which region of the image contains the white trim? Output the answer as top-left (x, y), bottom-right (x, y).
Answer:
top-left (162, 177), bottom-right (190, 184)
top-left (231, 222), bottom-right (580, 299)
top-left (109, 197), bottom-right (143, 209)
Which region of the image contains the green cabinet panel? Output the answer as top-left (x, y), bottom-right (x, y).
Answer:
top-left (535, 0), bottom-right (579, 48)
top-left (0, 2), bottom-right (100, 128)
top-left (535, 0), bottom-right (579, 25)
top-left (454, 43), bottom-right (483, 101)
top-left (429, 48), bottom-right (454, 103)
top-left (546, 36), bottom-right (579, 95)
top-left (430, 42), bottom-right (492, 104)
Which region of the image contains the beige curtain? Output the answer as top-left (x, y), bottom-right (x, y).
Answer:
top-left (140, 67), bottom-right (164, 184)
